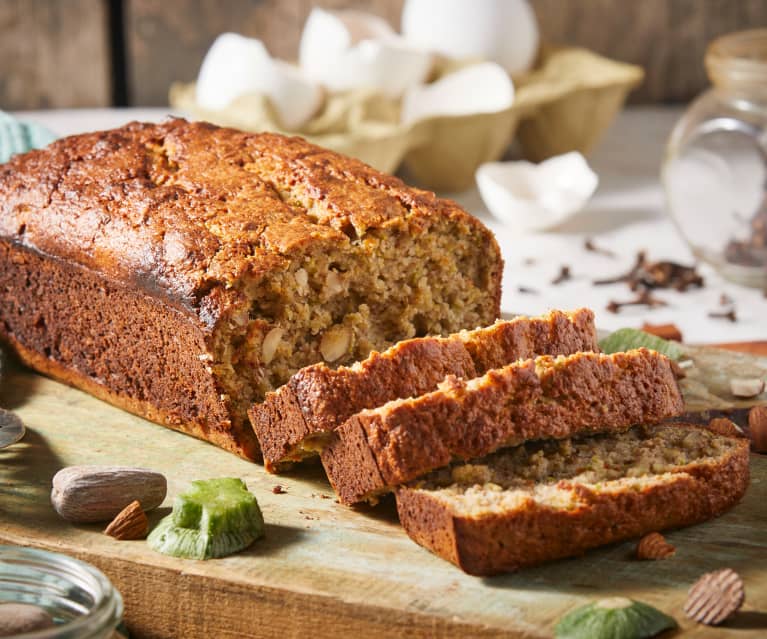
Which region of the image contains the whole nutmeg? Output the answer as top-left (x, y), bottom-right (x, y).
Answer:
top-left (52, 465), bottom-right (167, 523)
top-left (0, 603), bottom-right (54, 636)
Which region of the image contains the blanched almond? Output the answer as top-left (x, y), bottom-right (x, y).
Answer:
top-left (294, 268), bottom-right (308, 292)
top-left (730, 378), bottom-right (765, 398)
top-left (320, 325), bottom-right (351, 362)
top-left (261, 327), bottom-right (284, 365)
top-left (325, 270), bottom-right (345, 297)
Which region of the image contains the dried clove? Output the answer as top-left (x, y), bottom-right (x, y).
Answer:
top-left (517, 285), bottom-right (538, 294)
top-left (584, 237), bottom-right (616, 258)
top-left (594, 251), bottom-right (647, 286)
top-left (272, 485), bottom-right (286, 494)
top-left (551, 265), bottom-right (571, 285)
top-left (594, 251), bottom-right (703, 292)
top-left (606, 288), bottom-right (668, 313)
top-left (708, 308), bottom-right (737, 322)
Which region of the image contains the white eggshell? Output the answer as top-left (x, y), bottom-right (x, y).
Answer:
top-left (402, 0), bottom-right (539, 74)
top-left (196, 33), bottom-right (322, 130)
top-left (299, 8), bottom-right (433, 97)
top-left (401, 62), bottom-right (514, 124)
top-left (476, 152), bottom-right (599, 231)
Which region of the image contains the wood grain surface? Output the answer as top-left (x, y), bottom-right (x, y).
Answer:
top-left (0, 0), bottom-right (110, 109)
top-left (1, 357), bottom-right (766, 638)
top-left (2, 1), bottom-right (767, 108)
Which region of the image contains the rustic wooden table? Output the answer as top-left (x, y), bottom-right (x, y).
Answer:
top-left (2, 108), bottom-right (765, 638)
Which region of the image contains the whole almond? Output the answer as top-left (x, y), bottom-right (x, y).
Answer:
top-left (51, 466), bottom-right (166, 523)
top-left (104, 500), bottom-right (148, 540)
top-left (748, 405), bottom-right (767, 453)
top-left (636, 532), bottom-right (676, 560)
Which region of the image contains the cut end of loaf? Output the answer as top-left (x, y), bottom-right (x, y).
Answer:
top-left (216, 216), bottom-right (501, 424)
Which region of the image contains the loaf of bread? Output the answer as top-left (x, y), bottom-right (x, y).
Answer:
top-left (250, 308), bottom-right (598, 471)
top-left (396, 422), bottom-right (750, 575)
top-left (0, 119), bottom-right (502, 458)
top-left (321, 348), bottom-right (684, 504)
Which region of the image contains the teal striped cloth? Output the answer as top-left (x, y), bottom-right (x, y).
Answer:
top-left (0, 111), bottom-right (58, 163)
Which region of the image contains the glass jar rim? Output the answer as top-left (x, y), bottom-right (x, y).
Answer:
top-left (706, 29), bottom-right (767, 88)
top-left (0, 545), bottom-right (123, 639)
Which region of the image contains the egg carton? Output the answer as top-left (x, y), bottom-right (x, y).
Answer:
top-left (170, 45), bottom-right (643, 192)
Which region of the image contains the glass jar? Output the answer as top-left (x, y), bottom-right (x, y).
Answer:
top-left (0, 546), bottom-right (123, 638)
top-left (663, 29), bottom-right (767, 289)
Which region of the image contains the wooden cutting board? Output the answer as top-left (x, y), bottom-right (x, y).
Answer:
top-left (1, 352), bottom-right (766, 639)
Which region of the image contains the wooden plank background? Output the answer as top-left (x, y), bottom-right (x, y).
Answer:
top-left (1, 0), bottom-right (767, 109)
top-left (0, 0), bottom-right (111, 110)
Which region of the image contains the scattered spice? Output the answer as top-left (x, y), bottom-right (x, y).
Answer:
top-left (272, 484), bottom-right (286, 494)
top-left (748, 405), bottom-right (767, 453)
top-left (523, 257), bottom-right (536, 266)
top-left (595, 251), bottom-right (703, 292)
top-left (708, 308), bottom-right (737, 322)
top-left (724, 195), bottom-right (767, 268)
top-left (684, 568), bottom-right (745, 625)
top-left (584, 237), bottom-right (616, 258)
top-left (517, 285), bottom-right (538, 294)
top-left (719, 293), bottom-right (734, 306)
top-left (606, 289), bottom-right (668, 313)
top-left (636, 532), bottom-right (676, 560)
top-left (641, 322), bottom-right (682, 342)
top-left (551, 265), bottom-right (571, 285)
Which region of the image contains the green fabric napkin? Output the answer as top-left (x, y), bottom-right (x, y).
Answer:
top-left (0, 111), bottom-right (58, 163)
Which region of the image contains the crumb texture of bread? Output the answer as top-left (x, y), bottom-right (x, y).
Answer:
top-left (396, 423), bottom-right (750, 575)
top-left (322, 348), bottom-right (684, 504)
top-left (250, 308), bottom-right (598, 470)
top-left (0, 119), bottom-right (501, 457)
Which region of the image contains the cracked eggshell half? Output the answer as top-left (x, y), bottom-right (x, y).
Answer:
top-left (476, 152), bottom-right (598, 231)
top-left (401, 62), bottom-right (514, 125)
top-left (196, 33), bottom-right (323, 130)
top-left (402, 0), bottom-right (539, 74)
top-left (299, 8), bottom-right (433, 98)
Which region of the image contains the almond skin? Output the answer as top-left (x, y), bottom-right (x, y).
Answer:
top-left (104, 500), bottom-right (149, 540)
top-left (748, 405), bottom-right (767, 453)
top-left (636, 532), bottom-right (676, 560)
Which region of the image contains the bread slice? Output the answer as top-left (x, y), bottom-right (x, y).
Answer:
top-left (321, 348), bottom-right (684, 505)
top-left (249, 309), bottom-right (598, 471)
top-left (395, 422), bottom-right (750, 575)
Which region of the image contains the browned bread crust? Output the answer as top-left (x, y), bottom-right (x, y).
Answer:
top-left (249, 309), bottom-right (598, 471)
top-left (321, 348), bottom-right (684, 504)
top-left (0, 119), bottom-right (501, 458)
top-left (0, 240), bottom-right (257, 458)
top-left (250, 337), bottom-right (476, 471)
top-left (395, 423), bottom-right (750, 575)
